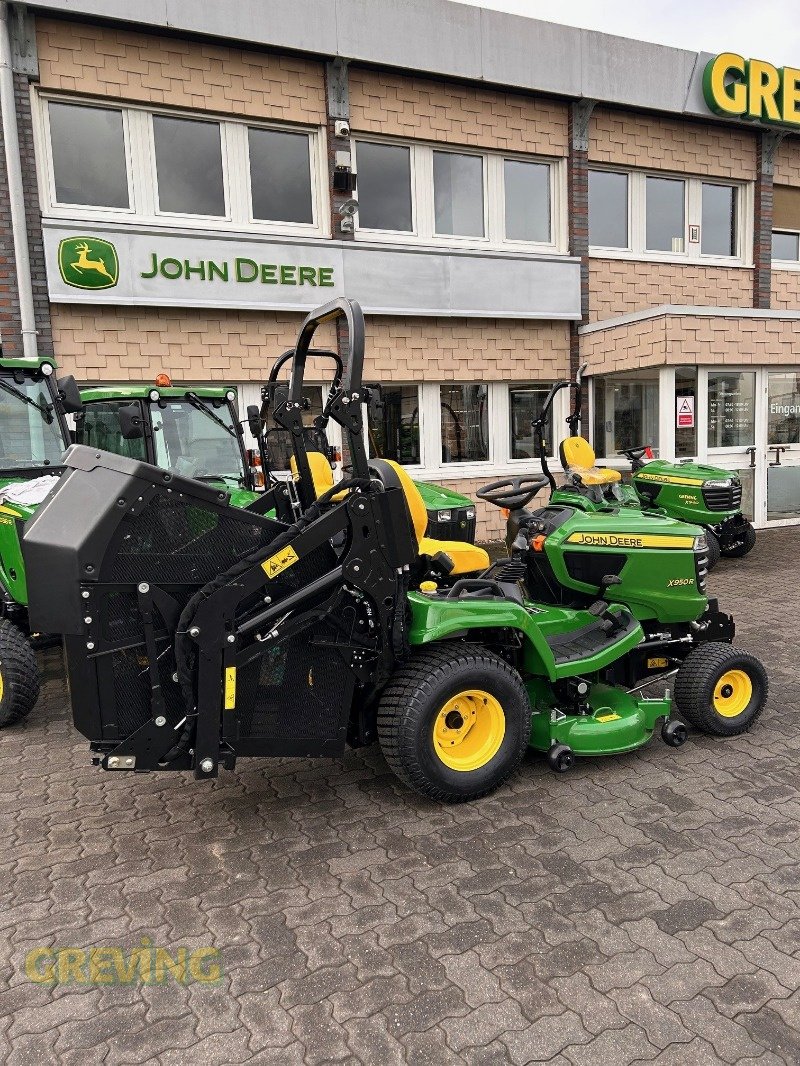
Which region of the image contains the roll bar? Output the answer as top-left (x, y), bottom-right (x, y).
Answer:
top-left (272, 299), bottom-right (369, 510)
top-left (530, 363), bottom-right (588, 492)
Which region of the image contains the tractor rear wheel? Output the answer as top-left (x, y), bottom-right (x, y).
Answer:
top-left (674, 642), bottom-right (767, 737)
top-left (704, 529), bottom-right (721, 571)
top-left (377, 643), bottom-right (530, 802)
top-left (719, 520), bottom-right (756, 559)
top-left (0, 621), bottom-right (40, 727)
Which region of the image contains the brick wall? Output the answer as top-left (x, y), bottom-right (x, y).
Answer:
top-left (581, 312), bottom-right (800, 375)
top-left (589, 260), bottom-right (753, 321)
top-left (36, 18), bottom-right (326, 122)
top-left (589, 108), bottom-right (757, 180)
top-left (0, 92), bottom-right (23, 356)
top-left (349, 67), bottom-right (568, 155)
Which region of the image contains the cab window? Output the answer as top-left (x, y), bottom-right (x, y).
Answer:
top-left (75, 400), bottom-right (147, 461)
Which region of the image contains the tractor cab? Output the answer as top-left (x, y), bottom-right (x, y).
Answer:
top-left (76, 379), bottom-right (259, 508)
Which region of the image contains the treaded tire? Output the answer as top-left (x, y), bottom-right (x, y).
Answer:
top-left (719, 520), bottom-right (756, 559)
top-left (377, 643), bottom-right (530, 802)
top-left (674, 641), bottom-right (767, 737)
top-left (0, 620), bottom-right (40, 727)
top-left (704, 529), bottom-right (721, 572)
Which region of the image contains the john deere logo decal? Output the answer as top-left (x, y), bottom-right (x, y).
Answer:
top-left (58, 237), bottom-right (119, 290)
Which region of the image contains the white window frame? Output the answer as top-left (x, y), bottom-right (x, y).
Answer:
top-left (771, 228), bottom-right (800, 268)
top-left (588, 165), bottom-right (752, 268)
top-left (34, 91), bottom-right (329, 238)
top-left (352, 136), bottom-right (567, 255)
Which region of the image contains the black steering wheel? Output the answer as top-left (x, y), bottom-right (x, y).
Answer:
top-left (477, 476), bottom-right (549, 510)
top-left (617, 445), bottom-right (651, 462)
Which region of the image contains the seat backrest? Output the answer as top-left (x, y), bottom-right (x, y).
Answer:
top-left (289, 450), bottom-right (335, 498)
top-left (559, 436), bottom-right (596, 471)
top-left (369, 458), bottom-right (428, 544)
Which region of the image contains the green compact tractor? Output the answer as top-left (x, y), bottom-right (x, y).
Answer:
top-left (23, 301), bottom-right (768, 801)
top-left (532, 367), bottom-right (756, 569)
top-left (0, 355), bottom-right (83, 725)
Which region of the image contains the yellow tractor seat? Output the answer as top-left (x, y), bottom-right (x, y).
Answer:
top-left (559, 436), bottom-right (622, 486)
top-left (372, 459), bottom-right (490, 576)
top-left (290, 451), bottom-right (348, 501)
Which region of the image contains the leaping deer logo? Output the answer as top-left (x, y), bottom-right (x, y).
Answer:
top-left (71, 241), bottom-right (114, 281)
top-left (58, 236), bottom-right (119, 290)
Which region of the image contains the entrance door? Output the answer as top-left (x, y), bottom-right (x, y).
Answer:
top-left (763, 370), bottom-right (800, 526)
top-left (704, 368), bottom-right (759, 522)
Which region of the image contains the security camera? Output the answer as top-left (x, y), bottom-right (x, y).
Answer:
top-left (338, 198), bottom-right (359, 218)
top-left (334, 119), bottom-right (350, 139)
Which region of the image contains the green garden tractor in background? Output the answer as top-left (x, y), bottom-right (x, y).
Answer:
top-left (532, 366), bottom-right (756, 569)
top-left (23, 300), bottom-right (768, 801)
top-left (0, 355), bottom-right (82, 726)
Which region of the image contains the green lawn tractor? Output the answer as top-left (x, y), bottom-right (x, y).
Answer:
top-left (23, 300), bottom-right (768, 802)
top-left (260, 347), bottom-right (477, 542)
top-left (532, 367), bottom-right (755, 569)
top-left (0, 355), bottom-right (83, 725)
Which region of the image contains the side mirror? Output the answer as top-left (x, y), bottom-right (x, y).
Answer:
top-left (57, 374), bottom-right (83, 414)
top-left (117, 403), bottom-right (144, 440)
top-left (246, 404), bottom-right (262, 438)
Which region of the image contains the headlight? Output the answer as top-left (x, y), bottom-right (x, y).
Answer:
top-left (438, 510), bottom-right (452, 522)
top-left (466, 509), bottom-right (475, 520)
top-left (703, 479), bottom-right (732, 489)
top-left (41, 362), bottom-right (54, 377)
top-left (148, 389), bottom-right (160, 402)
top-left (225, 390), bottom-right (236, 402)
top-left (694, 534), bottom-right (708, 551)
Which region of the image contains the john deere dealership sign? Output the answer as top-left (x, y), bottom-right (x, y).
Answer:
top-left (43, 223), bottom-right (582, 320)
top-left (704, 53), bottom-right (800, 126)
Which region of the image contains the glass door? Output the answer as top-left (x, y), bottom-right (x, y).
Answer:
top-left (704, 368), bottom-right (758, 521)
top-left (765, 370), bottom-right (800, 525)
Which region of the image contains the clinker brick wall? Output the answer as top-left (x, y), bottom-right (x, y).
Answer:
top-left (36, 18), bottom-right (326, 123)
top-left (589, 108), bottom-right (757, 180)
top-left (581, 312), bottom-right (800, 375)
top-left (589, 260), bottom-right (753, 322)
top-left (349, 67), bottom-right (568, 155)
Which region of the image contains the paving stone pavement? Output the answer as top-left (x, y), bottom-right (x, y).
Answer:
top-left (0, 528), bottom-right (798, 1064)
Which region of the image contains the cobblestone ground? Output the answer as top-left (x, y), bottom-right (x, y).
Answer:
top-left (0, 528), bottom-right (798, 1064)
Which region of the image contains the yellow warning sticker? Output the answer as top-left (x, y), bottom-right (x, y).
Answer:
top-left (566, 531), bottom-right (696, 549)
top-left (595, 713), bottom-right (621, 723)
top-left (261, 545), bottom-right (299, 579)
top-left (636, 472), bottom-right (704, 487)
top-left (224, 666), bottom-right (237, 710)
top-left (647, 657), bottom-right (669, 669)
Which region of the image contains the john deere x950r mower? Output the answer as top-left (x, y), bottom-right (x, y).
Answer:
top-left (23, 301), bottom-right (768, 801)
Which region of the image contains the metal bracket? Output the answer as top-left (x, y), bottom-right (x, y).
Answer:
top-left (571, 99), bottom-right (596, 152)
top-left (326, 58), bottom-right (350, 121)
top-left (9, 4), bottom-right (38, 78)
top-left (760, 130), bottom-right (787, 177)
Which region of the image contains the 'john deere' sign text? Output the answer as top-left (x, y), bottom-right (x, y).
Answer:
top-left (140, 254), bottom-right (334, 287)
top-left (704, 53), bottom-right (800, 126)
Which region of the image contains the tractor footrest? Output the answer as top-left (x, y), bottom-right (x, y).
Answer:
top-left (546, 611), bottom-right (638, 665)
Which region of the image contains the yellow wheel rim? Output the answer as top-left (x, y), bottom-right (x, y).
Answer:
top-left (713, 669), bottom-right (753, 718)
top-left (0, 669), bottom-right (4, 704)
top-left (432, 689), bottom-right (505, 772)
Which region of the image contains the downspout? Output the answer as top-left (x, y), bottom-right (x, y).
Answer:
top-left (0, 2), bottom-right (37, 359)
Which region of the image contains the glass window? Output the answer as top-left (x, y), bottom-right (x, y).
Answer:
top-left (0, 374), bottom-right (69, 468)
top-left (773, 231), bottom-right (800, 261)
top-left (48, 102), bottom-right (129, 209)
top-left (675, 367), bottom-right (698, 459)
top-left (153, 116), bottom-right (225, 216)
top-left (356, 142), bottom-right (413, 232)
top-left (707, 372), bottom-right (756, 448)
top-left (768, 372), bottom-right (800, 445)
top-left (589, 170), bottom-right (628, 249)
top-left (367, 385), bottom-right (420, 464)
top-left (702, 183), bottom-right (737, 256)
top-left (150, 399), bottom-right (245, 484)
top-left (509, 386), bottom-right (553, 459)
top-left (645, 176), bottom-right (685, 252)
top-left (440, 385), bottom-right (489, 463)
top-left (592, 372), bottom-right (660, 457)
top-left (249, 128), bottom-right (313, 224)
top-left (75, 400), bottom-right (147, 462)
top-left (433, 151), bottom-right (484, 237)
top-left (504, 160), bottom-right (550, 243)
top-left (264, 389), bottom-right (324, 471)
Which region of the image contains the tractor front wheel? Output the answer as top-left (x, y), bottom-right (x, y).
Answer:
top-left (0, 620), bottom-right (41, 728)
top-left (674, 642), bottom-right (767, 737)
top-left (704, 529), bottom-right (721, 571)
top-left (377, 643), bottom-right (530, 802)
top-left (719, 520), bottom-right (756, 559)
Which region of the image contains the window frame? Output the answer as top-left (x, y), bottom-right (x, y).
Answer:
top-left (772, 228), bottom-right (800, 267)
top-left (34, 91), bottom-right (328, 238)
top-left (588, 165), bottom-right (751, 267)
top-left (352, 135), bottom-right (566, 254)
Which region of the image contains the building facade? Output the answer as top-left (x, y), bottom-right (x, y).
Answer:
top-left (2, 1), bottom-right (800, 539)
